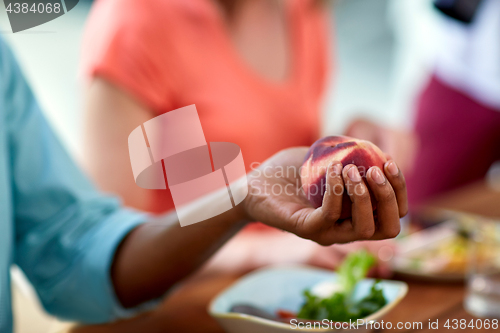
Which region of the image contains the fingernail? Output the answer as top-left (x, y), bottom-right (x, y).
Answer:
top-left (371, 167), bottom-right (385, 185)
top-left (348, 166), bottom-right (361, 182)
top-left (332, 162), bottom-right (342, 176)
top-left (386, 161), bottom-right (399, 176)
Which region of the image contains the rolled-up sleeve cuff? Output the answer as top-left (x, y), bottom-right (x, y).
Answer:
top-left (82, 209), bottom-right (162, 321)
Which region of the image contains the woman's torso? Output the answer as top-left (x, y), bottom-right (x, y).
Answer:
top-left (83, 0), bottom-right (330, 213)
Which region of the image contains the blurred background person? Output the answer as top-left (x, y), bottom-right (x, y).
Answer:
top-left (406, 0), bottom-right (500, 206)
top-left (81, 0), bottom-right (327, 216)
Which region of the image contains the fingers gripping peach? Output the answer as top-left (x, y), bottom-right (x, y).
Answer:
top-left (300, 136), bottom-right (387, 219)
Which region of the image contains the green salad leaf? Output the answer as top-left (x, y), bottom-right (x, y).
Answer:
top-left (337, 249), bottom-right (376, 295)
top-left (297, 250), bottom-right (387, 321)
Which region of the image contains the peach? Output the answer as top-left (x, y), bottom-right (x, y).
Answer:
top-left (300, 136), bottom-right (387, 219)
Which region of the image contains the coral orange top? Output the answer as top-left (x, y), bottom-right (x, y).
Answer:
top-left (82, 0), bottom-right (330, 216)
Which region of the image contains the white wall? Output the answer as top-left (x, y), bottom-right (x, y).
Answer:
top-left (324, 0), bottom-right (441, 134)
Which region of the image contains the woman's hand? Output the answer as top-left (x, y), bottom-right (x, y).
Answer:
top-left (241, 147), bottom-right (407, 246)
top-left (308, 240), bottom-right (396, 278)
top-left (199, 231), bottom-right (395, 278)
top-left (345, 118), bottom-right (418, 174)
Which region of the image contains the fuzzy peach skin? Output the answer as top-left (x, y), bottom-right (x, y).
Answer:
top-left (300, 136), bottom-right (387, 219)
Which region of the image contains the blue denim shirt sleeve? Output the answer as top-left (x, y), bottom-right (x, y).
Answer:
top-left (0, 39), bottom-right (154, 323)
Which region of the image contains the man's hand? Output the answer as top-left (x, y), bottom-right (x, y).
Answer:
top-left (242, 147), bottom-right (407, 245)
top-left (110, 146), bottom-right (407, 308)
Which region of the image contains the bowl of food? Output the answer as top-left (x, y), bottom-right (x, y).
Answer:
top-left (209, 251), bottom-right (408, 332)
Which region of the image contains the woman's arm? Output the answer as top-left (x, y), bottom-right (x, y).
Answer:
top-left (84, 78), bottom-right (157, 211)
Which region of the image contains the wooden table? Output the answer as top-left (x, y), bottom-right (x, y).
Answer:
top-left (423, 180), bottom-right (500, 219)
top-left (68, 181), bottom-right (500, 333)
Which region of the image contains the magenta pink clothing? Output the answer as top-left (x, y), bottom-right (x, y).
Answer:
top-left (407, 75), bottom-right (500, 206)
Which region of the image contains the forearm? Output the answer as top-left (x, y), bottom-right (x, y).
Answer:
top-left (111, 204), bottom-right (248, 308)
